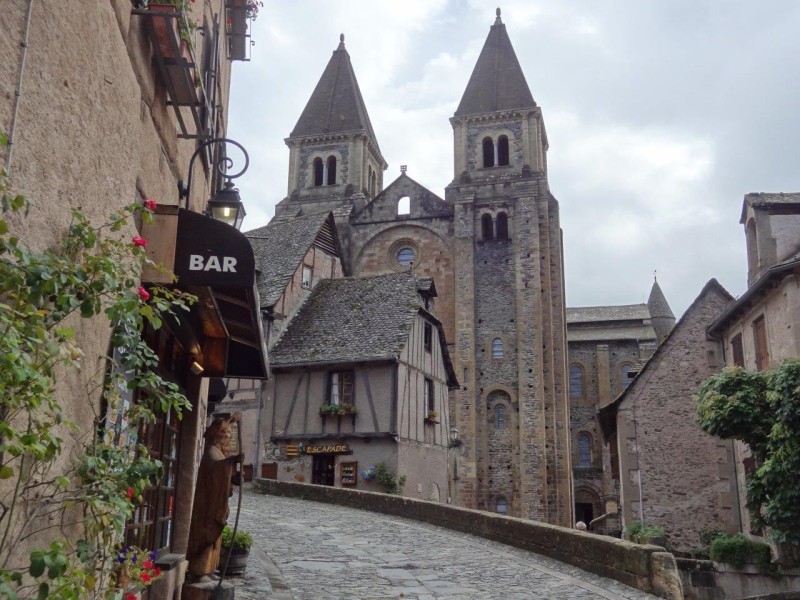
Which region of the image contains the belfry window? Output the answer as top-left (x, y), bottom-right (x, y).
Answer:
top-left (496, 212), bottom-right (508, 240)
top-left (482, 137), bottom-right (495, 168)
top-left (481, 213), bottom-right (494, 241)
top-left (313, 157), bottom-right (324, 187)
top-left (498, 135), bottom-right (509, 166)
top-left (326, 156), bottom-right (337, 185)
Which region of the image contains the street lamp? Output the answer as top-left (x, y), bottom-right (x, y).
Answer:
top-left (449, 427), bottom-right (461, 448)
top-left (179, 137), bottom-right (249, 230)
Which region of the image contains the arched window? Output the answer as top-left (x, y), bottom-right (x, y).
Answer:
top-left (496, 212), bottom-right (508, 240)
top-left (569, 364), bottom-right (584, 398)
top-left (578, 432), bottom-right (592, 467)
top-left (495, 405), bottom-right (506, 430)
top-left (326, 156), bottom-right (337, 185)
top-left (313, 157), bottom-right (324, 187)
top-left (482, 137), bottom-right (495, 168)
top-left (498, 135), bottom-right (509, 166)
top-left (368, 165), bottom-right (372, 191)
top-left (496, 496), bottom-right (508, 514)
top-left (397, 196), bottom-right (410, 215)
top-left (620, 364), bottom-right (633, 390)
top-left (371, 171), bottom-right (377, 197)
top-left (491, 337), bottom-right (503, 359)
top-left (481, 213), bottom-right (494, 241)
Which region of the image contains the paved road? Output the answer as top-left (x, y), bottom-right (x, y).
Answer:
top-left (233, 488), bottom-right (659, 600)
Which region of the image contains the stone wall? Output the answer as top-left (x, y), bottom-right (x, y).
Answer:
top-left (616, 283), bottom-right (739, 551)
top-left (676, 558), bottom-right (800, 600)
top-left (252, 478), bottom-right (684, 599)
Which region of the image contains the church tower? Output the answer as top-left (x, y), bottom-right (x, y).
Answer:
top-left (446, 9), bottom-right (572, 525)
top-left (274, 34), bottom-right (388, 267)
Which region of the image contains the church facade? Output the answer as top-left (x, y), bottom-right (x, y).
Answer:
top-left (269, 10), bottom-right (572, 525)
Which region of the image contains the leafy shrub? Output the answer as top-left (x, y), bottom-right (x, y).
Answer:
top-left (710, 534), bottom-right (771, 570)
top-left (374, 462), bottom-right (407, 495)
top-left (627, 520), bottom-right (666, 544)
top-left (221, 526), bottom-right (253, 551)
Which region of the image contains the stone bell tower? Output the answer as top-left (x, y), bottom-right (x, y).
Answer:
top-left (446, 9), bottom-right (572, 526)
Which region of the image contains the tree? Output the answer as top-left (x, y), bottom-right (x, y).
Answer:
top-left (696, 361), bottom-right (800, 544)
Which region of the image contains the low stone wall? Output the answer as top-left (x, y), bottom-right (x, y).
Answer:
top-left (676, 558), bottom-right (800, 600)
top-left (252, 478), bottom-right (683, 599)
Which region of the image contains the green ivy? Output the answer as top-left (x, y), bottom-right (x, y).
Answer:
top-left (696, 362), bottom-right (800, 545)
top-left (0, 147), bottom-right (194, 598)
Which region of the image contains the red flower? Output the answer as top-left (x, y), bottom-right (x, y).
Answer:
top-left (125, 594), bottom-right (137, 600)
top-left (132, 235), bottom-right (147, 247)
top-left (127, 487), bottom-right (134, 499)
top-left (143, 199), bottom-right (157, 211)
top-left (143, 560), bottom-right (154, 570)
top-left (140, 572), bottom-right (151, 583)
top-left (137, 287), bottom-right (150, 301)
top-left (154, 566), bottom-right (162, 577)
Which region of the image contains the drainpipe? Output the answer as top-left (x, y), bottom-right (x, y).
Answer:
top-left (6, 0), bottom-right (35, 175)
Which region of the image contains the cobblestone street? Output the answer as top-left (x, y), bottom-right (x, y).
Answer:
top-left (231, 488), bottom-right (659, 599)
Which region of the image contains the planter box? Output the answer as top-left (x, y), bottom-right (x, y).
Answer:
top-left (219, 547), bottom-right (249, 576)
top-left (227, 4), bottom-right (248, 60)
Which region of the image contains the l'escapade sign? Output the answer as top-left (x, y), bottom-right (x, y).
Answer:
top-left (304, 444), bottom-right (351, 455)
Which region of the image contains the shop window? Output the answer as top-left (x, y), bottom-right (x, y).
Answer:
top-left (569, 364), bottom-right (584, 398)
top-left (491, 337), bottom-right (503, 359)
top-left (397, 196), bottom-right (410, 215)
top-left (731, 333), bottom-right (744, 368)
top-left (578, 432), bottom-right (592, 467)
top-left (125, 406), bottom-right (181, 551)
top-left (424, 322), bottom-right (433, 352)
top-left (496, 496), bottom-right (508, 514)
top-left (301, 265), bottom-right (312, 289)
top-left (496, 212), bottom-right (509, 240)
top-left (326, 156), bottom-right (337, 185)
top-left (329, 371), bottom-right (354, 406)
top-left (481, 213), bottom-right (494, 241)
top-left (397, 247), bottom-right (415, 267)
top-left (498, 135), bottom-right (509, 166)
top-left (495, 405), bottom-right (506, 430)
top-left (313, 157), bottom-right (324, 187)
top-left (753, 316), bottom-right (769, 371)
top-left (424, 378), bottom-right (434, 415)
top-left (482, 137), bottom-right (495, 168)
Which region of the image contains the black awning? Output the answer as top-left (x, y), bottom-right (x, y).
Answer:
top-left (141, 206), bottom-right (268, 379)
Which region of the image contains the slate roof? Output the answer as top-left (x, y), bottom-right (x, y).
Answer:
top-left (740, 192), bottom-right (800, 223)
top-left (270, 271), bottom-right (432, 366)
top-left (290, 35), bottom-right (380, 150)
top-left (647, 280), bottom-right (675, 319)
top-left (245, 212), bottom-right (334, 309)
top-left (454, 10), bottom-right (536, 117)
top-left (566, 304), bottom-right (651, 324)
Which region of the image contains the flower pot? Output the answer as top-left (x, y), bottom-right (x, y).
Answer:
top-left (148, 3), bottom-right (181, 59)
top-left (227, 3), bottom-right (248, 60)
top-left (219, 546), bottom-right (249, 576)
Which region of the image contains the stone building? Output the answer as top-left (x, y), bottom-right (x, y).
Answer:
top-left (598, 280), bottom-right (740, 552)
top-left (707, 192), bottom-right (800, 538)
top-left (1, 2), bottom-right (264, 596)
top-left (267, 9), bottom-right (572, 525)
top-left (566, 280), bottom-right (674, 533)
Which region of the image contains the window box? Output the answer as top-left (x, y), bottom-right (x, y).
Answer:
top-left (226, 0), bottom-right (249, 61)
top-left (319, 403), bottom-right (358, 417)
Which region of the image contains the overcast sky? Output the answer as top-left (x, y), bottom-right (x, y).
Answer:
top-left (228, 1), bottom-right (800, 318)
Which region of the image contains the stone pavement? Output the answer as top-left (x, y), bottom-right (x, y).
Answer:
top-left (229, 487), bottom-right (660, 600)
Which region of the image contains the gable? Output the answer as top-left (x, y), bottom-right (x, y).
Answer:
top-left (351, 174), bottom-right (453, 224)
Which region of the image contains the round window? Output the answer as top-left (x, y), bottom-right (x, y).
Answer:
top-left (396, 247), bottom-right (416, 266)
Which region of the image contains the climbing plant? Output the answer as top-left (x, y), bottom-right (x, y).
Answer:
top-left (0, 139), bottom-right (194, 598)
top-left (696, 361), bottom-right (800, 544)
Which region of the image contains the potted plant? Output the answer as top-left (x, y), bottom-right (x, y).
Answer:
top-left (113, 545), bottom-right (164, 598)
top-left (319, 402), bottom-right (339, 416)
top-left (339, 404), bottom-right (358, 416)
top-left (219, 526), bottom-right (253, 576)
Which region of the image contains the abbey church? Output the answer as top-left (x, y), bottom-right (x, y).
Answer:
top-left (264, 9), bottom-right (573, 525)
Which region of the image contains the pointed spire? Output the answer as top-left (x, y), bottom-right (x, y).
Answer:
top-left (290, 35), bottom-right (380, 148)
top-left (647, 279), bottom-right (674, 319)
top-left (454, 10), bottom-right (536, 117)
